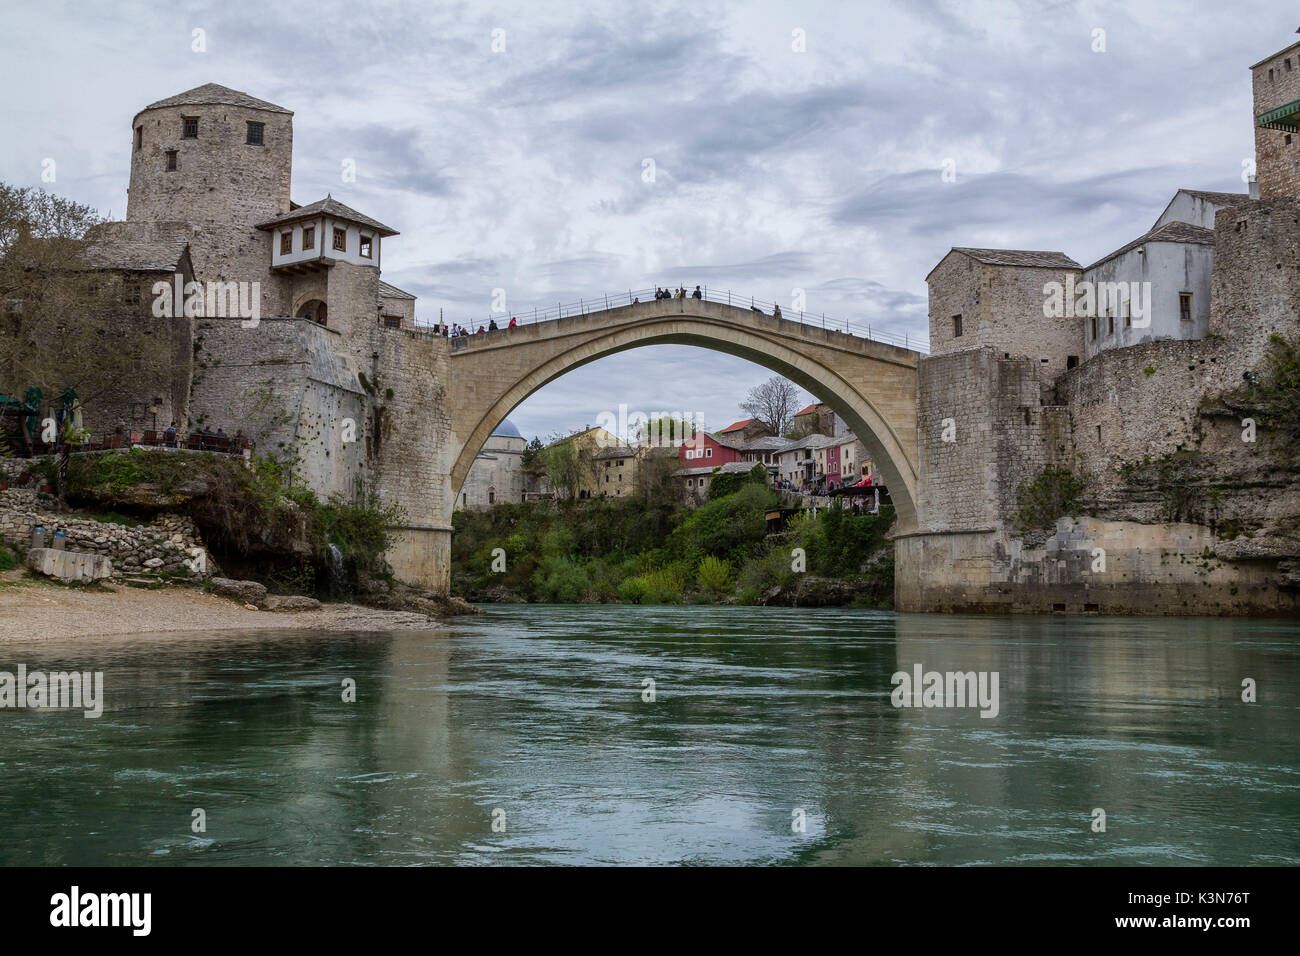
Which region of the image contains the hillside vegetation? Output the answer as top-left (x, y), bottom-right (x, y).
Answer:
top-left (452, 471), bottom-right (895, 606)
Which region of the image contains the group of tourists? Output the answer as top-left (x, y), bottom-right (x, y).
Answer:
top-left (156, 422), bottom-right (247, 452)
top-left (432, 316), bottom-right (520, 337)
top-left (654, 286), bottom-right (704, 301)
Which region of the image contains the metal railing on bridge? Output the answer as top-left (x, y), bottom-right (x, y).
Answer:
top-left (415, 286), bottom-right (929, 353)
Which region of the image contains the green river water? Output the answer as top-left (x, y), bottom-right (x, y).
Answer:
top-left (1, 605), bottom-right (1296, 865)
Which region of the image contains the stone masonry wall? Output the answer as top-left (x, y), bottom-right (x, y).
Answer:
top-left (0, 490), bottom-right (209, 579)
top-left (1252, 44), bottom-right (1300, 200)
top-left (914, 347), bottom-right (1064, 533)
top-left (904, 197), bottom-right (1300, 615)
top-left (928, 253), bottom-right (1084, 380)
top-left (365, 327), bottom-right (454, 591)
top-left (189, 316), bottom-right (367, 499)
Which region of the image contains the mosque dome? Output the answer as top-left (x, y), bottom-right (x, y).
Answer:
top-left (492, 418), bottom-right (524, 440)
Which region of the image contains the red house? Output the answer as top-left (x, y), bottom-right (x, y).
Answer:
top-left (826, 443), bottom-right (842, 489)
top-left (680, 431), bottom-right (745, 467)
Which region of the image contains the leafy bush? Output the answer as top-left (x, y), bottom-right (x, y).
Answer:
top-left (1251, 333), bottom-right (1300, 470)
top-left (1014, 466), bottom-right (1085, 532)
top-left (697, 555), bottom-right (732, 596)
top-left (531, 554), bottom-right (591, 603)
top-left (452, 482), bottom-right (895, 606)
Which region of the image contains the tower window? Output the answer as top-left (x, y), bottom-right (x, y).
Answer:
top-left (135, 127), bottom-right (143, 151)
top-left (246, 122), bottom-right (264, 145)
top-left (302, 226), bottom-right (315, 249)
top-left (1107, 312), bottom-right (1114, 336)
top-left (332, 228), bottom-right (347, 251)
top-left (952, 313), bottom-right (963, 337)
top-left (182, 116), bottom-right (198, 139)
top-left (280, 231), bottom-right (293, 255)
top-left (1288, 134), bottom-right (1294, 146)
top-left (359, 235), bottom-right (373, 258)
top-left (165, 150), bottom-right (178, 171)
top-left (1123, 302), bottom-right (1130, 328)
top-left (1090, 316), bottom-right (1097, 341)
top-left (1179, 293), bottom-right (1193, 322)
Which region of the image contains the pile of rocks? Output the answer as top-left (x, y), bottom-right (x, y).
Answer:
top-left (208, 577), bottom-right (321, 612)
top-left (0, 489), bottom-right (210, 580)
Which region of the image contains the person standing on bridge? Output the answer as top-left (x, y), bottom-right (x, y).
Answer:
top-left (692, 286), bottom-right (702, 300)
top-left (488, 318), bottom-right (498, 331)
top-left (508, 316), bottom-right (517, 328)
top-left (773, 303), bottom-right (782, 318)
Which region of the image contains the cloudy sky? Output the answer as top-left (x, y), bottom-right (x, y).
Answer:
top-left (1, 0), bottom-right (1291, 441)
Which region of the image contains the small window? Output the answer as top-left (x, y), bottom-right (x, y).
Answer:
top-left (165, 150), bottom-right (178, 171)
top-left (1287, 58), bottom-right (1293, 72)
top-left (302, 226), bottom-right (315, 249)
top-left (1123, 303), bottom-right (1131, 328)
top-left (359, 235), bottom-right (373, 258)
top-left (488, 490), bottom-right (494, 504)
top-left (1090, 316), bottom-right (1097, 341)
top-left (135, 127), bottom-right (142, 151)
top-left (705, 447), bottom-right (712, 458)
top-left (1067, 355), bottom-right (1079, 370)
top-left (246, 122), bottom-right (264, 146)
top-left (1107, 312), bottom-right (1114, 336)
top-left (182, 116), bottom-right (198, 139)
top-left (333, 228), bottom-right (347, 251)
top-left (1096, 425), bottom-right (1102, 441)
top-left (1288, 134), bottom-right (1294, 146)
top-left (280, 231), bottom-right (293, 255)
top-left (952, 314), bottom-right (963, 337)
top-left (1179, 293), bottom-right (1192, 322)
top-left (383, 316), bottom-right (401, 329)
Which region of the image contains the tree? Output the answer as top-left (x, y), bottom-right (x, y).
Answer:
top-left (634, 449), bottom-right (680, 506)
top-left (521, 435), bottom-right (545, 471)
top-left (539, 434), bottom-right (598, 500)
top-left (740, 376), bottom-right (801, 437)
top-left (633, 414), bottom-right (698, 449)
top-left (0, 183), bottom-right (175, 505)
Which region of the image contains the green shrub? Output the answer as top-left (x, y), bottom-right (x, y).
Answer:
top-left (531, 554), bottom-right (591, 603)
top-left (1014, 466), bottom-right (1085, 532)
top-left (697, 555), bottom-right (732, 595)
top-left (0, 543), bottom-right (16, 572)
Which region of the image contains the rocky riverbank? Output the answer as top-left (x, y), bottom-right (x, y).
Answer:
top-left (0, 572), bottom-right (458, 641)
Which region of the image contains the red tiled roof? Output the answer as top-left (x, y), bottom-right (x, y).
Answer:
top-left (793, 404), bottom-right (818, 417)
top-left (719, 418), bottom-right (756, 433)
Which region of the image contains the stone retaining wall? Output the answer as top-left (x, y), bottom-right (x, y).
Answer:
top-left (0, 490), bottom-right (210, 579)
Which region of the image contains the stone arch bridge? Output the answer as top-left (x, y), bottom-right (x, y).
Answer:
top-left (381, 297), bottom-right (922, 591)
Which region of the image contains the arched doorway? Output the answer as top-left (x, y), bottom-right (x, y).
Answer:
top-left (296, 299), bottom-right (328, 326)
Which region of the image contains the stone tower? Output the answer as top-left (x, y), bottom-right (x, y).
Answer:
top-left (125, 83), bottom-right (295, 314)
top-left (127, 83), bottom-right (293, 225)
top-left (1251, 38), bottom-right (1300, 199)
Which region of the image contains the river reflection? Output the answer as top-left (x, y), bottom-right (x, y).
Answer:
top-left (1, 607), bottom-right (1296, 865)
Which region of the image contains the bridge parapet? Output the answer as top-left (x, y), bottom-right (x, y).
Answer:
top-left (448, 298), bottom-right (924, 367)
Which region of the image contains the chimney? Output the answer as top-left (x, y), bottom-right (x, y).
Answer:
top-left (1248, 173), bottom-right (1260, 200)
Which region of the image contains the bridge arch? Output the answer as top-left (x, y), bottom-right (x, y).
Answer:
top-left (446, 300), bottom-right (920, 530)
